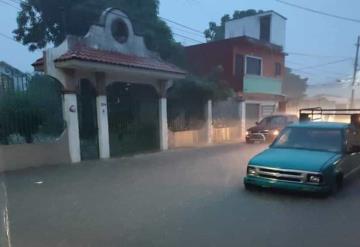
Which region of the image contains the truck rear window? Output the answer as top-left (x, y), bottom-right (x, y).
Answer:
top-left (272, 127), bottom-right (343, 153)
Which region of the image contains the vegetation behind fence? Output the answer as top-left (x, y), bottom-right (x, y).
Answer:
top-left (0, 74), bottom-right (64, 145)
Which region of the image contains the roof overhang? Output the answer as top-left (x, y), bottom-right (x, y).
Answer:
top-left (55, 59), bottom-right (186, 84)
top-left (244, 92), bottom-right (286, 102)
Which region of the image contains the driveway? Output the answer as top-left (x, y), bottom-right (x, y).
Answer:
top-left (2, 143), bottom-right (360, 247)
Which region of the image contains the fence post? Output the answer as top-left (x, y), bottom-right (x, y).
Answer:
top-left (159, 97), bottom-right (168, 151)
top-left (238, 100), bottom-right (246, 140)
top-left (96, 95), bottom-right (110, 159)
top-left (63, 93), bottom-right (81, 163)
top-left (95, 73), bottom-right (110, 159)
top-left (205, 99), bottom-right (213, 144)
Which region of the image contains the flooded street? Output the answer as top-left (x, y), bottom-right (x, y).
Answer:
top-left (2, 143), bottom-right (360, 247)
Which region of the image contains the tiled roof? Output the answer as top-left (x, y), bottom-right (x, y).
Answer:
top-left (32, 46), bottom-right (186, 75)
top-left (57, 46), bottom-right (186, 74)
top-left (32, 57), bottom-right (44, 67)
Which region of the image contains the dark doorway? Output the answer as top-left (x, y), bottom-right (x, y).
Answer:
top-left (107, 82), bottom-right (159, 157)
top-left (260, 15), bottom-right (271, 42)
top-left (77, 79), bottom-right (99, 160)
top-left (246, 103), bottom-right (260, 129)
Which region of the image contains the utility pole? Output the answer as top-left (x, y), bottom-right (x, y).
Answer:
top-left (350, 36), bottom-right (360, 109)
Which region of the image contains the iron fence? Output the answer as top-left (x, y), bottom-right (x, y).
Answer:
top-left (0, 74), bottom-right (64, 145)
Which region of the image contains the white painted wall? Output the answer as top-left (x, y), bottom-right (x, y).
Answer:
top-left (204, 100), bottom-right (213, 144)
top-left (159, 97), bottom-right (168, 151)
top-left (63, 94), bottom-right (81, 163)
top-left (96, 96), bottom-right (110, 159)
top-left (225, 12), bottom-right (286, 48)
top-left (270, 14), bottom-right (286, 49)
top-left (225, 16), bottom-right (260, 41)
top-left (238, 101), bottom-right (246, 139)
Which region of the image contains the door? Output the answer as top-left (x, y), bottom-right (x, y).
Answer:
top-left (343, 128), bottom-right (360, 177)
top-left (246, 103), bottom-right (260, 129)
top-left (77, 79), bottom-right (99, 160)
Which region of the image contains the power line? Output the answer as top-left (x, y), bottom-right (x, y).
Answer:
top-left (160, 16), bottom-right (203, 34)
top-left (287, 60), bottom-right (350, 77)
top-left (173, 33), bottom-right (203, 43)
top-left (276, 0), bottom-right (360, 24)
top-left (295, 58), bottom-right (352, 71)
top-left (166, 24), bottom-right (205, 39)
top-left (287, 51), bottom-right (352, 59)
top-left (10, 0), bottom-right (206, 40)
top-left (0, 0), bottom-right (20, 10)
top-left (10, 0), bottom-right (204, 44)
top-left (0, 32), bottom-right (17, 42)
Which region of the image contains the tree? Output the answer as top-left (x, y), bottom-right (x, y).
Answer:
top-left (13, 0), bottom-right (183, 63)
top-left (282, 68), bottom-right (308, 100)
top-left (204, 9), bottom-right (264, 42)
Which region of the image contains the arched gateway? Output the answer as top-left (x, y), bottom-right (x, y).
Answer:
top-left (32, 8), bottom-right (186, 162)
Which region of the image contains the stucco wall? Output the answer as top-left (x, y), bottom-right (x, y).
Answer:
top-left (225, 12), bottom-right (286, 48)
top-left (185, 37), bottom-right (285, 92)
top-left (213, 126), bottom-right (241, 143)
top-left (0, 130), bottom-right (71, 173)
top-left (168, 128), bottom-right (207, 148)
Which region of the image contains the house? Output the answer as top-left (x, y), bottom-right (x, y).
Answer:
top-left (185, 11), bottom-right (287, 128)
top-left (0, 61), bottom-right (27, 92)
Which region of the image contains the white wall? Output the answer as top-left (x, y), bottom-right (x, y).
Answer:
top-left (271, 14), bottom-right (286, 49)
top-left (225, 16), bottom-right (260, 41)
top-left (225, 12), bottom-right (286, 48)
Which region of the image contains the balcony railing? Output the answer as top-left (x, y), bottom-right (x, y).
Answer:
top-left (243, 74), bottom-right (282, 95)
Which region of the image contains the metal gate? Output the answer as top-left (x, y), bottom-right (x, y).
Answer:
top-left (107, 82), bottom-right (159, 157)
top-left (77, 79), bottom-right (99, 160)
top-left (0, 74), bottom-right (64, 145)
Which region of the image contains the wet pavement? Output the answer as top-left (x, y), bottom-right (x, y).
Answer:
top-left (2, 143), bottom-right (360, 247)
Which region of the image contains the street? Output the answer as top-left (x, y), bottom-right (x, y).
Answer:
top-left (3, 143), bottom-right (360, 247)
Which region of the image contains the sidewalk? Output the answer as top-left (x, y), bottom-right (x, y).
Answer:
top-left (0, 175), bottom-right (10, 247)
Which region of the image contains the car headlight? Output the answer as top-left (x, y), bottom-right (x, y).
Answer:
top-left (272, 130), bottom-right (280, 136)
top-left (247, 166), bottom-right (257, 175)
top-left (307, 174), bottom-right (322, 184)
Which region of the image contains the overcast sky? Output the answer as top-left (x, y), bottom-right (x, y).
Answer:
top-left (0, 0), bottom-right (359, 85)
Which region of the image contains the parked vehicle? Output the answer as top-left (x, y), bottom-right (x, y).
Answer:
top-left (246, 114), bottom-right (298, 143)
top-left (244, 108), bottom-right (360, 195)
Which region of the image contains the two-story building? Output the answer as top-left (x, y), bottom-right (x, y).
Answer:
top-left (185, 11), bottom-right (287, 128)
top-left (0, 61), bottom-right (27, 93)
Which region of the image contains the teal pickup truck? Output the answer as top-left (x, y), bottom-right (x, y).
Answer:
top-left (244, 108), bottom-right (360, 195)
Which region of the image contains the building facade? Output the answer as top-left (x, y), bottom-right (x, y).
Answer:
top-left (0, 61), bottom-right (27, 93)
top-left (185, 11), bottom-right (287, 128)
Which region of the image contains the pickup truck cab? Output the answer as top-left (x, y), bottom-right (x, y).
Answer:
top-left (246, 114), bottom-right (298, 143)
top-left (244, 121), bottom-right (360, 195)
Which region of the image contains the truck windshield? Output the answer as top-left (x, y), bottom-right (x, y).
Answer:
top-left (272, 127), bottom-right (343, 153)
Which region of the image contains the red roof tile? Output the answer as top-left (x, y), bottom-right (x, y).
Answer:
top-left (53, 46), bottom-right (186, 75)
top-left (32, 57), bottom-right (44, 67)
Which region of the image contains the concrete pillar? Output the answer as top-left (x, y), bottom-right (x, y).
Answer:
top-left (238, 100), bottom-right (246, 140)
top-left (63, 93), bottom-right (81, 163)
top-left (96, 95), bottom-right (110, 159)
top-left (159, 97), bottom-right (168, 151)
top-left (205, 100), bottom-right (213, 144)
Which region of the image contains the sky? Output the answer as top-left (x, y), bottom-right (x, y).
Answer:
top-left (0, 0), bottom-right (360, 85)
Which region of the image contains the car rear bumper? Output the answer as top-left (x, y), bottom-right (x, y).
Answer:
top-left (244, 175), bottom-right (330, 193)
top-left (246, 133), bottom-right (275, 143)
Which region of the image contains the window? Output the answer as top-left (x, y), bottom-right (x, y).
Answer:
top-left (275, 63), bottom-right (282, 76)
top-left (260, 15), bottom-right (271, 42)
top-left (246, 56), bottom-right (262, 75)
top-left (111, 19), bottom-right (129, 44)
top-left (272, 128), bottom-right (343, 153)
top-left (269, 116), bottom-right (287, 128)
